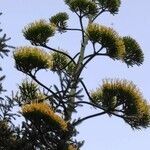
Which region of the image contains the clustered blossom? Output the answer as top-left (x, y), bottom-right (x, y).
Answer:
top-left (22, 102), bottom-right (68, 131)
top-left (87, 23), bottom-right (125, 59)
top-left (23, 20), bottom-right (56, 45)
top-left (14, 46), bottom-right (52, 72)
top-left (91, 79), bottom-right (150, 129)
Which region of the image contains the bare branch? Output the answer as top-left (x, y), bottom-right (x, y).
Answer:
top-left (73, 111), bottom-right (106, 126)
top-left (41, 44), bottom-right (76, 65)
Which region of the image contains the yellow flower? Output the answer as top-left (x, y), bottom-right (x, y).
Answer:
top-left (23, 19), bottom-right (56, 45)
top-left (91, 79), bottom-right (150, 128)
top-left (67, 144), bottom-right (77, 150)
top-left (22, 103), bottom-right (68, 131)
top-left (87, 24), bottom-right (125, 59)
top-left (14, 46), bottom-right (52, 72)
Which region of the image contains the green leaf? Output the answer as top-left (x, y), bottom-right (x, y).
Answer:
top-left (17, 80), bottom-right (44, 104)
top-left (0, 33), bottom-right (10, 58)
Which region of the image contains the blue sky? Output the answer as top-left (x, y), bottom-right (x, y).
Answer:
top-left (1, 0), bottom-right (150, 150)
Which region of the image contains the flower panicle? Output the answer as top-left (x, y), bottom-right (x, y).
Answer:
top-left (22, 102), bottom-right (68, 131)
top-left (23, 19), bottom-right (56, 45)
top-left (13, 46), bottom-right (52, 73)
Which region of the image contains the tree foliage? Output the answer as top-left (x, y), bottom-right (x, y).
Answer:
top-left (0, 1), bottom-right (150, 150)
top-left (0, 13), bottom-right (19, 150)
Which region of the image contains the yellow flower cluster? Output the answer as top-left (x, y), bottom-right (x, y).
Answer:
top-left (122, 36), bottom-right (144, 67)
top-left (22, 103), bottom-right (68, 131)
top-left (91, 79), bottom-right (150, 128)
top-left (65, 0), bottom-right (98, 16)
top-left (23, 19), bottom-right (56, 45)
top-left (14, 46), bottom-right (52, 72)
top-left (98, 0), bottom-right (121, 14)
top-left (67, 144), bottom-right (77, 150)
top-left (50, 51), bottom-right (75, 74)
top-left (102, 79), bottom-right (143, 103)
top-left (87, 23), bottom-right (125, 59)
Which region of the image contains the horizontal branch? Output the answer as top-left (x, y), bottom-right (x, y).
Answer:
top-left (60, 27), bottom-right (82, 32)
top-left (41, 44), bottom-right (76, 65)
top-left (75, 101), bottom-right (129, 121)
top-left (75, 101), bottom-right (104, 110)
top-left (84, 53), bottom-right (107, 60)
top-left (73, 111), bottom-right (106, 126)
